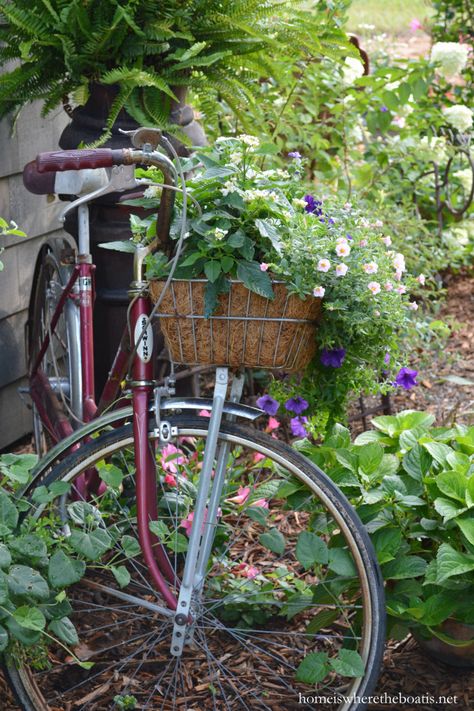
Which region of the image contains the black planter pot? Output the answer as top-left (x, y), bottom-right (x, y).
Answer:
top-left (59, 83), bottom-right (206, 393)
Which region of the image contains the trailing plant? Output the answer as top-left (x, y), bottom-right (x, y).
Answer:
top-left (0, 0), bottom-right (352, 142)
top-left (298, 411), bottom-right (474, 641)
top-left (128, 136), bottom-right (420, 429)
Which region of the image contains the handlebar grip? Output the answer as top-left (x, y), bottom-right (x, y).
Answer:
top-left (36, 148), bottom-right (125, 173)
top-left (23, 161), bottom-right (56, 195)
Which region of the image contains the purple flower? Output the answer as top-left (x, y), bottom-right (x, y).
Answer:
top-left (288, 151), bottom-right (302, 160)
top-left (395, 367), bottom-right (418, 390)
top-left (346, 233), bottom-right (353, 241)
top-left (304, 194), bottom-right (323, 216)
top-left (320, 348), bottom-right (346, 368)
top-left (384, 352), bottom-right (390, 365)
top-left (380, 106), bottom-right (388, 112)
top-left (256, 394), bottom-right (279, 416)
top-left (285, 396), bottom-right (309, 414)
top-left (328, 218), bottom-right (335, 225)
top-left (290, 416), bottom-right (308, 438)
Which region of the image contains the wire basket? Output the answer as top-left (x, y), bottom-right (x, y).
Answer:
top-left (150, 279), bottom-right (321, 371)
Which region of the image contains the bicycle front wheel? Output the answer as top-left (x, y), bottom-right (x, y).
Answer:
top-left (6, 418), bottom-right (385, 711)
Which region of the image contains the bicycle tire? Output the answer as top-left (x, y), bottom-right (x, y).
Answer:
top-left (5, 417), bottom-right (385, 711)
top-left (28, 242), bottom-right (82, 454)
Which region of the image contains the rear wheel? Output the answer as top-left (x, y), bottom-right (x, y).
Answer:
top-left (5, 418), bottom-right (385, 711)
top-left (28, 243), bottom-right (82, 454)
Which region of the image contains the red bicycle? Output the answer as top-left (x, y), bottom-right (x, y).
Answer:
top-left (6, 128), bottom-right (385, 711)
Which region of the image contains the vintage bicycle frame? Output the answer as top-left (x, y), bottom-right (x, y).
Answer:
top-left (26, 141), bottom-right (254, 643)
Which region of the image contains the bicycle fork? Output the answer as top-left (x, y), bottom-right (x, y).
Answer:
top-left (170, 368), bottom-right (244, 656)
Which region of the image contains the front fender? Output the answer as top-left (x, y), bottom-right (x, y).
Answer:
top-left (24, 398), bottom-right (263, 492)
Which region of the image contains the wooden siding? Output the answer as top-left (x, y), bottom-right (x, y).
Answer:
top-left (0, 102), bottom-right (68, 449)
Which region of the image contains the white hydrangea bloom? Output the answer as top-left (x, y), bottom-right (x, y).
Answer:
top-left (418, 136), bottom-right (449, 164)
top-left (453, 168), bottom-right (473, 195)
top-left (430, 42), bottom-right (469, 79)
top-left (442, 105), bottom-right (473, 133)
top-left (341, 57), bottom-right (365, 87)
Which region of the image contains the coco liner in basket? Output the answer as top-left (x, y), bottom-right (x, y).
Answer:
top-left (150, 279), bottom-right (322, 371)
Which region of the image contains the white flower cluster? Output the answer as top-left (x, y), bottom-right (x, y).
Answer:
top-left (143, 185), bottom-right (160, 198)
top-left (430, 42), bottom-right (469, 79)
top-left (243, 188), bottom-right (277, 203)
top-left (442, 105), bottom-right (473, 133)
top-left (417, 135), bottom-right (449, 164)
top-left (453, 168), bottom-right (473, 195)
top-left (341, 57), bottom-right (365, 87)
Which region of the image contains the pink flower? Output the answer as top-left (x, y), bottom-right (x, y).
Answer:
top-left (164, 473), bottom-right (177, 487)
top-left (392, 253), bottom-right (406, 272)
top-left (260, 262), bottom-right (269, 272)
top-left (396, 285), bottom-right (407, 294)
top-left (335, 263), bottom-right (348, 277)
top-left (313, 286), bottom-right (325, 298)
top-left (368, 281), bottom-right (381, 295)
top-left (181, 507), bottom-right (221, 537)
top-left (381, 236), bottom-right (392, 246)
top-left (410, 18), bottom-right (422, 31)
top-left (266, 417), bottom-right (280, 432)
top-left (417, 274), bottom-right (426, 285)
top-left (233, 563), bottom-right (260, 579)
top-left (181, 511), bottom-right (195, 536)
top-left (335, 242), bottom-right (351, 258)
top-left (227, 486), bottom-right (251, 505)
top-left (394, 269), bottom-right (403, 281)
top-left (199, 409), bottom-right (211, 417)
top-left (392, 116), bottom-right (406, 129)
top-left (374, 219), bottom-right (384, 228)
top-left (359, 239), bottom-right (368, 247)
top-left (161, 443), bottom-right (186, 474)
top-left (253, 452), bottom-right (266, 463)
top-left (408, 302), bottom-right (419, 311)
top-left (385, 282), bottom-right (394, 291)
top-left (252, 498), bottom-right (269, 509)
top-left (317, 259), bottom-right (331, 272)
top-left (363, 262), bottom-right (378, 274)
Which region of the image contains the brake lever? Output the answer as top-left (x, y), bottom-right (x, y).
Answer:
top-left (59, 164), bottom-right (139, 222)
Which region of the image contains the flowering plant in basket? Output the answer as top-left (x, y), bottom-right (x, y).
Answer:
top-left (137, 136), bottom-right (421, 429)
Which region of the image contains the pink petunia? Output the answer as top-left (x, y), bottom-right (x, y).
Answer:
top-left (227, 486), bottom-right (251, 505)
top-left (266, 417), bottom-right (280, 432)
top-left (252, 498), bottom-right (269, 509)
top-left (410, 18), bottom-right (422, 32)
top-left (260, 263), bottom-right (269, 272)
top-left (253, 452), bottom-right (266, 463)
top-left (161, 443), bottom-right (186, 474)
top-left (164, 473), bottom-right (177, 487)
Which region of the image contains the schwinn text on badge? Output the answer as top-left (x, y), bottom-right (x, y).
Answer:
top-left (134, 315), bottom-right (153, 363)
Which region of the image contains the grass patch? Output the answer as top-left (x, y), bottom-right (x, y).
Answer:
top-left (347, 0), bottom-right (433, 35)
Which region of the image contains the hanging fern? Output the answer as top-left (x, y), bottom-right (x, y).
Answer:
top-left (0, 0), bottom-right (354, 142)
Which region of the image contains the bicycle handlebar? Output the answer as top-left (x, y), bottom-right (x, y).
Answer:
top-left (36, 148), bottom-right (126, 172)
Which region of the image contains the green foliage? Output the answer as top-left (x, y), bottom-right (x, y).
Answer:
top-left (0, 219), bottom-right (26, 272)
top-left (0, 0), bottom-right (352, 142)
top-left (301, 411), bottom-right (474, 639)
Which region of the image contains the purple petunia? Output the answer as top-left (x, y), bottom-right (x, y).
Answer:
top-left (346, 233), bottom-right (353, 241)
top-left (384, 352), bottom-right (390, 365)
top-left (256, 394), bottom-right (280, 416)
top-left (320, 348), bottom-right (346, 368)
top-left (395, 367), bottom-right (418, 390)
top-left (380, 106), bottom-right (388, 112)
top-left (288, 151), bottom-right (302, 160)
top-left (290, 416), bottom-right (309, 438)
top-left (285, 396), bottom-right (309, 415)
top-left (304, 194), bottom-right (323, 216)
